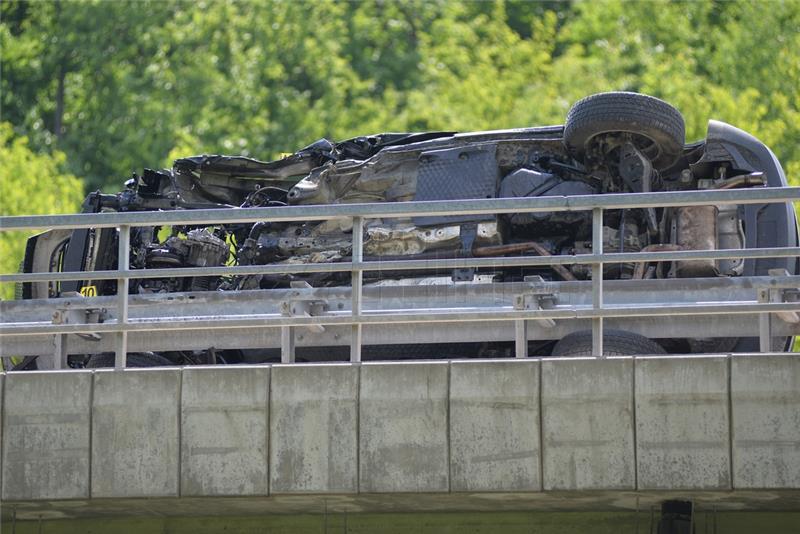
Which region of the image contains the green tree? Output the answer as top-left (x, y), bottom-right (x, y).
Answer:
top-left (1, 0), bottom-right (183, 190)
top-left (3, 0), bottom-right (798, 201)
top-left (0, 123), bottom-right (84, 300)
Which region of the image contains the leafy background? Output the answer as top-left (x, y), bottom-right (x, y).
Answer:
top-left (1, 0), bottom-right (799, 300)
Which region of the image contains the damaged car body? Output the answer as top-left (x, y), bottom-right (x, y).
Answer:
top-left (18, 92), bottom-right (799, 366)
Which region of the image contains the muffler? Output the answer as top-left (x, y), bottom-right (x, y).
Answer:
top-left (675, 206), bottom-right (719, 277)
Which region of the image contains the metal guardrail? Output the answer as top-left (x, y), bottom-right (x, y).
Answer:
top-left (1, 187), bottom-right (799, 368)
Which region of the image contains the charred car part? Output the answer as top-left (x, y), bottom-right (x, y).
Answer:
top-left (138, 229), bottom-right (229, 293)
top-left (20, 92), bottom-right (798, 364)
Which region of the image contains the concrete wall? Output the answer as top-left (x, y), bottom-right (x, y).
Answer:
top-left (450, 360), bottom-right (540, 491)
top-left (541, 358), bottom-right (634, 490)
top-left (182, 366), bottom-right (269, 496)
top-left (2, 371), bottom-right (91, 500)
top-left (270, 363), bottom-right (357, 493)
top-left (636, 357), bottom-right (730, 490)
top-left (91, 368), bottom-right (181, 498)
top-left (1, 354), bottom-right (799, 506)
top-left (359, 362), bottom-right (449, 493)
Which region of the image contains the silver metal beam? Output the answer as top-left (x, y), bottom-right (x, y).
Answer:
top-left (3, 302), bottom-right (799, 339)
top-left (1, 187), bottom-right (798, 231)
top-left (758, 289), bottom-right (772, 352)
top-left (5, 275), bottom-right (798, 314)
top-left (115, 225), bottom-right (130, 368)
top-left (592, 208), bottom-right (604, 357)
top-left (515, 320), bottom-right (528, 358)
top-left (4, 276), bottom-right (799, 331)
top-left (351, 216), bottom-right (364, 363)
top-left (4, 315), bottom-right (798, 357)
top-left (280, 326), bottom-right (296, 363)
top-left (3, 247), bottom-right (798, 284)
top-left (53, 334), bottom-right (68, 369)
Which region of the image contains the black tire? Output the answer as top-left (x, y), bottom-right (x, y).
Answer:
top-left (551, 329), bottom-right (666, 357)
top-left (296, 342), bottom-right (484, 361)
top-left (687, 337), bottom-right (739, 354)
top-left (85, 352), bottom-right (174, 368)
top-left (564, 92), bottom-right (685, 170)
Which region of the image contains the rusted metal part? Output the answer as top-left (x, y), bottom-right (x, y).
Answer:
top-left (632, 244), bottom-right (685, 280)
top-left (571, 224), bottom-right (641, 280)
top-left (473, 241), bottom-right (577, 281)
top-left (717, 204), bottom-right (745, 276)
top-left (713, 172), bottom-right (766, 189)
top-left (472, 242), bottom-right (536, 257)
top-left (526, 243), bottom-right (577, 282)
top-left (676, 206), bottom-right (719, 278)
top-left (364, 221), bottom-right (500, 257)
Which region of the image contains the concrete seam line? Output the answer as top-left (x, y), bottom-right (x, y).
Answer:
top-left (446, 360), bottom-right (451, 493)
top-left (266, 365), bottom-right (272, 496)
top-left (177, 368), bottom-right (183, 498)
top-left (90, 371), bottom-right (99, 499)
top-left (355, 362), bottom-right (361, 495)
top-left (632, 356), bottom-right (639, 492)
top-left (88, 370), bottom-right (94, 500)
top-left (537, 358), bottom-right (544, 492)
top-left (727, 354), bottom-right (735, 491)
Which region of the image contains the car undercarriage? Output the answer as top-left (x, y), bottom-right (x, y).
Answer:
top-left (16, 92), bottom-right (799, 366)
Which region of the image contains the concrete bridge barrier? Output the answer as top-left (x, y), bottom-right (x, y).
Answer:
top-left (1, 354), bottom-right (799, 524)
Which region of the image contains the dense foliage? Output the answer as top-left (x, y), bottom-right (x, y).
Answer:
top-left (1, 0), bottom-right (799, 299)
top-left (0, 123), bottom-right (83, 298)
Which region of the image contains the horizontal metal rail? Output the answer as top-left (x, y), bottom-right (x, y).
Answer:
top-left (3, 302), bottom-right (800, 337)
top-left (1, 187), bottom-right (799, 366)
top-left (1, 187), bottom-right (798, 230)
top-left (2, 247), bottom-right (799, 284)
top-left (5, 275), bottom-right (799, 358)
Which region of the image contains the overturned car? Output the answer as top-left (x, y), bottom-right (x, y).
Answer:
top-left (19, 92), bottom-right (799, 366)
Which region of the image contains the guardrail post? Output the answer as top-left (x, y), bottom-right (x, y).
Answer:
top-left (351, 216), bottom-right (364, 362)
top-left (53, 334), bottom-right (68, 369)
top-left (280, 326), bottom-right (296, 363)
top-left (115, 225), bottom-right (130, 368)
top-left (758, 289), bottom-right (771, 352)
top-left (592, 208), bottom-right (604, 357)
top-left (515, 320), bottom-right (528, 358)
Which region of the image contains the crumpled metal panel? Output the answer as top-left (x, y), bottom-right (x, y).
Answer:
top-left (413, 144), bottom-right (499, 226)
top-left (364, 221), bottom-right (501, 256)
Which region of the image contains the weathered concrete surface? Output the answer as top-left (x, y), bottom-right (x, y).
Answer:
top-left (1, 353), bottom-right (800, 518)
top-left (3, 490), bottom-right (800, 523)
top-left (542, 358), bottom-right (634, 490)
top-left (5, 509), bottom-right (800, 534)
top-left (7, 508), bottom-right (800, 534)
top-left (270, 363), bottom-right (357, 493)
top-left (732, 354), bottom-right (800, 488)
top-left (450, 360), bottom-right (540, 491)
top-left (2, 371), bottom-right (91, 500)
top-left (92, 368), bottom-right (180, 497)
top-left (635, 356), bottom-right (730, 490)
top-left (359, 362), bottom-right (449, 493)
top-left (181, 366), bottom-right (269, 496)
